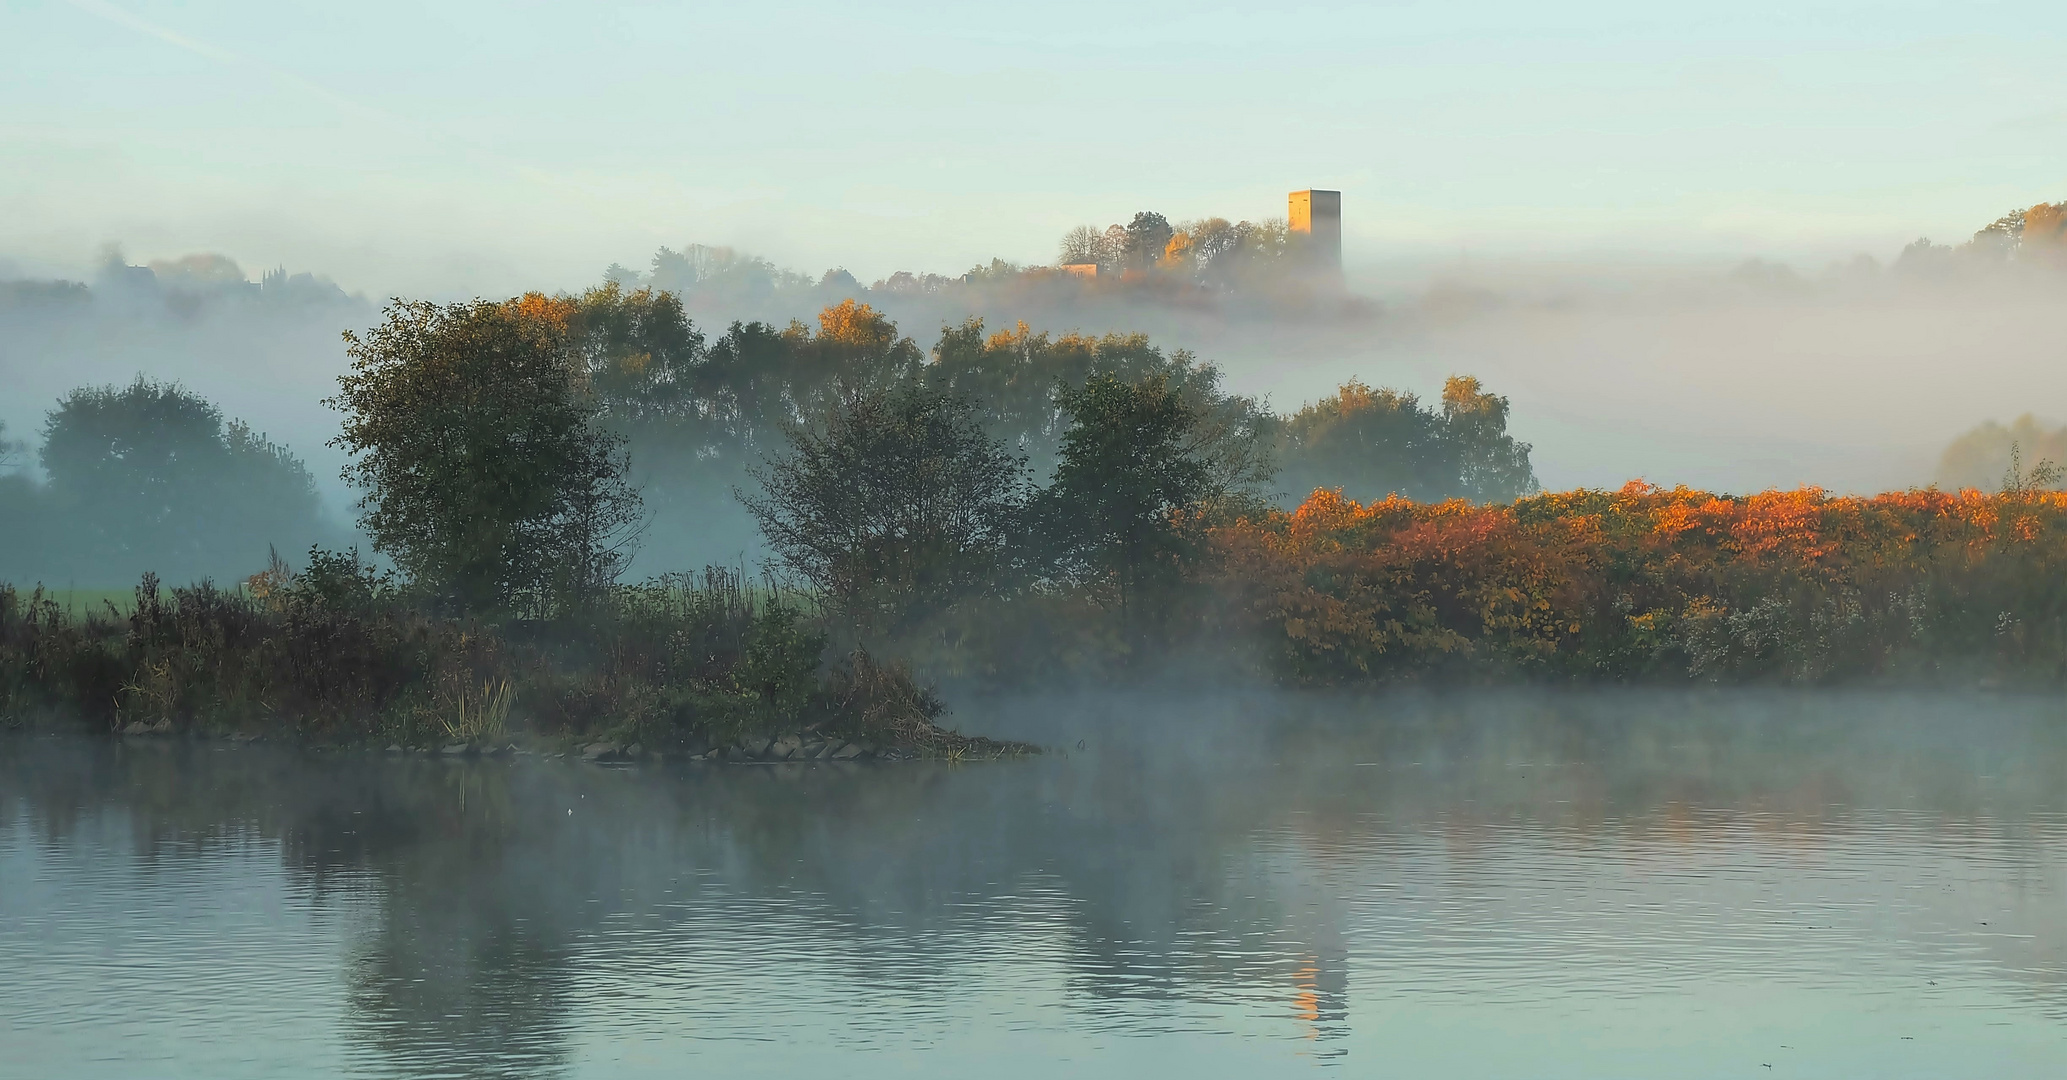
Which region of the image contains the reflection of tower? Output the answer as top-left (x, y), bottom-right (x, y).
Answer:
top-left (1292, 944), bottom-right (1350, 1059)
top-left (1288, 189), bottom-right (1342, 281)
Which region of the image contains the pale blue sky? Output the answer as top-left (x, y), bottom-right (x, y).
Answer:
top-left (3, 0), bottom-right (2063, 294)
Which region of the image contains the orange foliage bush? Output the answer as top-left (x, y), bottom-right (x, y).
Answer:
top-left (1208, 483), bottom-right (2067, 684)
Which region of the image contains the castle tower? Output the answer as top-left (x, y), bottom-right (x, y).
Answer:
top-left (1287, 189), bottom-right (1342, 278)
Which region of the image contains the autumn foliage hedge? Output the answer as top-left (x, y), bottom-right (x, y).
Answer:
top-left (1207, 483), bottom-right (2067, 684)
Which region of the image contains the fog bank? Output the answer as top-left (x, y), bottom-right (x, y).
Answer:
top-left (4, 243), bottom-right (2061, 571)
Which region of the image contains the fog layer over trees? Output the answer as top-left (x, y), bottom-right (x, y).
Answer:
top-left (10, 230), bottom-right (2067, 745)
top-left (555, 286), bottom-right (1533, 579)
top-left (3, 197), bottom-right (2065, 589)
top-left (0, 275), bottom-right (1532, 587)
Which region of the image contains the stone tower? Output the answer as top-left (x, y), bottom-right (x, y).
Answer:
top-left (1287, 189), bottom-right (1342, 277)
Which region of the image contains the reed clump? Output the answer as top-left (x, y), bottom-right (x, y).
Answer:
top-left (819, 648), bottom-right (1018, 759)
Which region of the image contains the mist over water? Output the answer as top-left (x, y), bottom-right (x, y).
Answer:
top-left (10, 4), bottom-right (2067, 1075)
top-left (5, 690), bottom-right (2067, 1078)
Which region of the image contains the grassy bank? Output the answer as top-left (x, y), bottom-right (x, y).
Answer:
top-left (0, 564), bottom-right (1016, 758)
top-left (26, 589), bottom-right (141, 616)
top-left (14, 482), bottom-right (2067, 749)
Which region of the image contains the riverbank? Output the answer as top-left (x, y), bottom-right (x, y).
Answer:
top-left (18, 481), bottom-right (2067, 756)
top-left (2, 570), bottom-right (1033, 760)
top-left (104, 722), bottom-right (1031, 763)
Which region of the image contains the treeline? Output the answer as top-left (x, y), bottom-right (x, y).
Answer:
top-left (0, 248), bottom-right (360, 315)
top-left (0, 286), bottom-right (1531, 587)
top-left (12, 276), bottom-right (2067, 755)
top-left (327, 285), bottom-right (1533, 610)
top-left (542, 284), bottom-right (1535, 570)
top-left (1936, 416), bottom-right (2067, 492)
top-left (0, 288), bottom-right (991, 751)
top-left (1055, 210), bottom-right (1313, 290)
top-left (731, 343), bottom-right (2067, 687)
top-left (0, 287), bottom-right (1531, 747)
top-left (1893, 199), bottom-right (2067, 277)
top-left (621, 208), bottom-right (1312, 301)
top-left (602, 213), bottom-right (1346, 323)
top-left (553, 285), bottom-right (2067, 689)
top-left (604, 196), bottom-right (2067, 317)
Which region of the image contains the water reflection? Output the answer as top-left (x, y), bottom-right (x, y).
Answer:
top-left (4, 689), bottom-right (2067, 1077)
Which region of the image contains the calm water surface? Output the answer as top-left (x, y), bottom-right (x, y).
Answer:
top-left (4, 689), bottom-right (2066, 1078)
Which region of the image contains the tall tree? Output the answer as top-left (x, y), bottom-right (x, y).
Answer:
top-left (1031, 372), bottom-right (1218, 620)
top-left (1441, 376), bottom-right (1537, 503)
top-left (1100, 225), bottom-right (1129, 273)
top-left (1056, 226), bottom-right (1103, 268)
top-left (743, 383), bottom-right (1027, 627)
top-left (1123, 212), bottom-right (1174, 272)
top-left (329, 297), bottom-right (640, 613)
top-left (567, 281), bottom-right (706, 432)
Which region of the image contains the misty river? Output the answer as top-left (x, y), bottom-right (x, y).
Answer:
top-left (5, 689), bottom-right (2066, 1078)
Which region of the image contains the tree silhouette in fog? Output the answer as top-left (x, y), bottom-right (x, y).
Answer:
top-left (1275, 375), bottom-right (1536, 505)
top-left (743, 382), bottom-right (1028, 628)
top-left (25, 377), bottom-right (322, 584)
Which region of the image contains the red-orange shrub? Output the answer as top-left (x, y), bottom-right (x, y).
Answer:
top-left (1209, 485), bottom-right (2067, 684)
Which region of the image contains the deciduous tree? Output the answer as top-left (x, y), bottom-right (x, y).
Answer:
top-left (1123, 211), bottom-right (1174, 272)
top-left (1275, 376), bottom-right (1536, 505)
top-left (743, 382), bottom-right (1027, 627)
top-left (1441, 376), bottom-right (1537, 503)
top-left (1031, 372), bottom-right (1218, 620)
top-left (329, 298), bottom-right (640, 613)
top-left (37, 377), bottom-right (322, 580)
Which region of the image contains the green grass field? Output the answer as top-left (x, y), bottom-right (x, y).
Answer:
top-left (6, 576), bottom-right (272, 617)
top-left (24, 588), bottom-right (142, 616)
top-left (2, 584), bottom-right (248, 616)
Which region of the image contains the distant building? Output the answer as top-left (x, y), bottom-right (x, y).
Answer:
top-left (1287, 189), bottom-right (1342, 278)
top-left (1059, 263), bottom-right (1099, 278)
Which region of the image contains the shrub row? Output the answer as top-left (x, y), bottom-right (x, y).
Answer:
top-left (0, 561), bottom-right (945, 748)
top-left (1206, 484), bottom-right (2067, 684)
